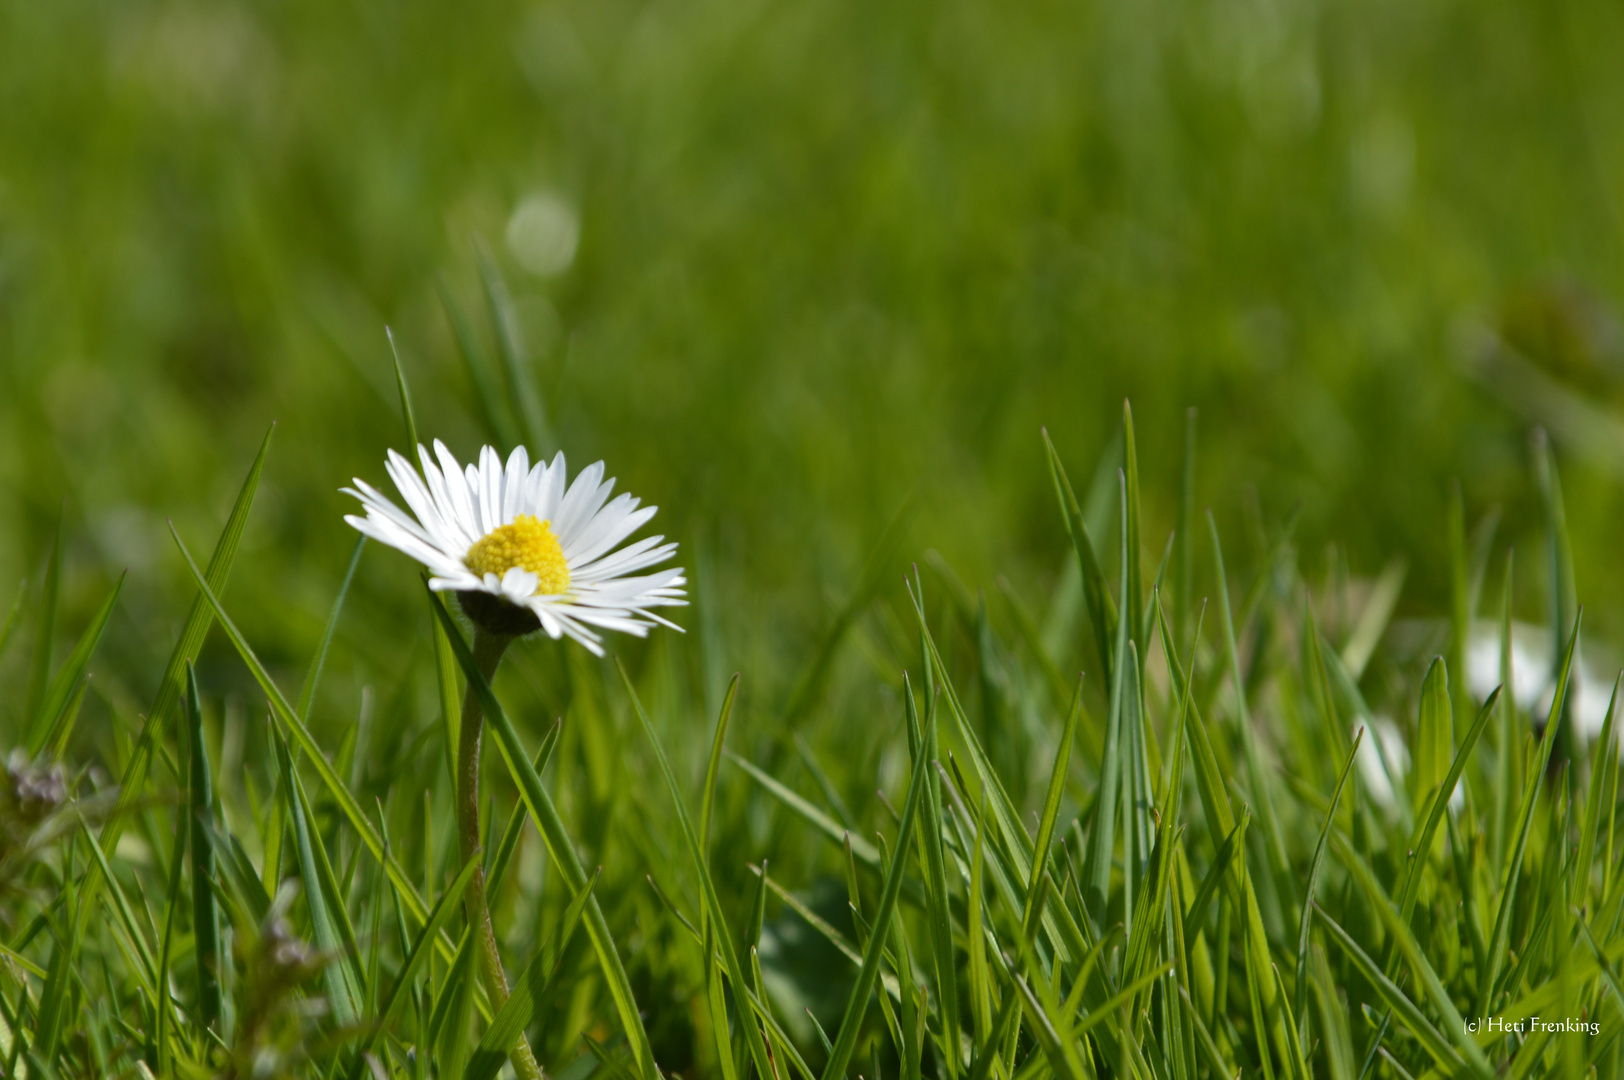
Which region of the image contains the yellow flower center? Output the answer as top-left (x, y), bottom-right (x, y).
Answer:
top-left (464, 515), bottom-right (570, 596)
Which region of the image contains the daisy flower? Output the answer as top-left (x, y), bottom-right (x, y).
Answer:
top-left (343, 441), bottom-right (686, 653)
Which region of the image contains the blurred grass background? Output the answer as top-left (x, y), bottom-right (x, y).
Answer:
top-left (3, 0), bottom-right (1624, 727)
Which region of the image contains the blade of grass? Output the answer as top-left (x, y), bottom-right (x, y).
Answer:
top-left (1044, 428), bottom-right (1117, 686)
top-left (1413, 658), bottom-right (1453, 818)
top-left (906, 667), bottom-right (962, 1076)
top-left (385, 326), bottom-right (421, 451)
top-left (1395, 689), bottom-right (1501, 935)
top-left (821, 700), bottom-right (936, 1080)
top-left (1315, 905), bottom-right (1464, 1075)
top-left (1576, 674), bottom-right (1622, 909)
top-left (296, 534), bottom-right (366, 722)
top-left (273, 730), bottom-right (359, 1025)
top-left (23, 512), bottom-right (63, 726)
top-left (1294, 729), bottom-right (1362, 1045)
top-left (184, 665), bottom-right (223, 1033)
top-left (27, 572), bottom-right (124, 756)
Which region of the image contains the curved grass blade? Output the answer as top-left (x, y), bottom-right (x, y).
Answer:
top-left (1294, 726), bottom-right (1362, 1043)
top-left (1314, 904), bottom-right (1463, 1075)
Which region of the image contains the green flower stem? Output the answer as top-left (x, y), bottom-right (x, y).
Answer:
top-left (458, 628), bottom-right (547, 1080)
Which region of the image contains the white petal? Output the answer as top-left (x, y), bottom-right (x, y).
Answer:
top-left (571, 538), bottom-right (678, 583)
top-left (434, 441), bottom-right (481, 540)
top-left (563, 496), bottom-right (653, 566)
top-left (503, 446), bottom-right (530, 521)
top-left (500, 566), bottom-right (539, 603)
top-left (551, 461), bottom-right (612, 543)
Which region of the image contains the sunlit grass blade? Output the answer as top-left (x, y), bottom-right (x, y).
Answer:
top-left (1043, 428), bottom-right (1117, 685)
top-left (273, 729), bottom-right (359, 1025)
top-left (385, 325), bottom-right (421, 450)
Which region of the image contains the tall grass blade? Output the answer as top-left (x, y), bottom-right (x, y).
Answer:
top-left (184, 665), bottom-right (223, 1033)
top-left (821, 700), bottom-right (935, 1080)
top-left (274, 729), bottom-right (359, 1025)
top-left (385, 325), bottom-right (421, 450)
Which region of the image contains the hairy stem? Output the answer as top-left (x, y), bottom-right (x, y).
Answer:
top-left (458, 628), bottom-right (547, 1080)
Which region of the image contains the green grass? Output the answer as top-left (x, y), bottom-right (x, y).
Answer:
top-left (2, 401), bottom-right (1623, 1078)
top-left (6, 0), bottom-right (1624, 1074)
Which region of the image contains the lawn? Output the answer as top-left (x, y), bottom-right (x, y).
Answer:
top-left (3, 0), bottom-right (1624, 1076)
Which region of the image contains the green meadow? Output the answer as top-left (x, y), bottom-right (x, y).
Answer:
top-left (4, 0), bottom-right (1624, 1076)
